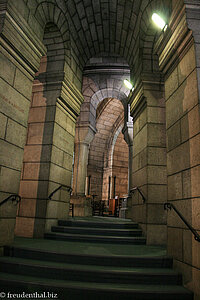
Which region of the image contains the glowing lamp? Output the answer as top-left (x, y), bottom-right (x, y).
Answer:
top-left (124, 79), bottom-right (133, 90)
top-left (152, 13), bottom-right (167, 31)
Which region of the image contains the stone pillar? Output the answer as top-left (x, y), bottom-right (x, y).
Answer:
top-left (122, 114), bottom-right (133, 220)
top-left (73, 124), bottom-right (96, 196)
top-left (0, 3), bottom-right (46, 247)
top-left (15, 74), bottom-right (84, 237)
top-left (109, 176), bottom-right (115, 199)
top-left (73, 143), bottom-right (90, 195)
top-left (129, 76), bottom-right (167, 245)
top-left (71, 124), bottom-right (95, 217)
top-left (123, 105), bottom-right (133, 194)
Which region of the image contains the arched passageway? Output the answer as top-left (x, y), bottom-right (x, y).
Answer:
top-left (0, 1), bottom-right (200, 297)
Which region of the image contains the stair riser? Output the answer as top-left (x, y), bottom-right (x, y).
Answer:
top-left (44, 233), bottom-right (146, 245)
top-left (0, 280), bottom-right (193, 300)
top-left (51, 226), bottom-right (143, 237)
top-left (58, 220), bottom-right (138, 229)
top-left (4, 247), bottom-right (173, 268)
top-left (0, 262), bottom-right (182, 285)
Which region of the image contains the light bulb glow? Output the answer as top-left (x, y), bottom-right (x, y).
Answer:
top-left (124, 79), bottom-right (133, 90)
top-left (152, 13), bottom-right (167, 30)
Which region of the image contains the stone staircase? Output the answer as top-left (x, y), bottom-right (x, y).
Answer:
top-left (44, 217), bottom-right (146, 244)
top-left (0, 217), bottom-right (193, 300)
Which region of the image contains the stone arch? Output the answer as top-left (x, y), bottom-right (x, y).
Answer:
top-left (129, 0), bottom-right (172, 85)
top-left (87, 97), bottom-right (128, 201)
top-left (101, 119), bottom-right (129, 202)
top-left (109, 123), bottom-right (124, 168)
top-left (33, 1), bottom-right (71, 65)
top-left (104, 114), bottom-right (124, 169)
top-left (91, 88), bottom-right (129, 111)
top-left (139, 0), bottom-right (171, 75)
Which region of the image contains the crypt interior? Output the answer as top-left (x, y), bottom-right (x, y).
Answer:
top-left (0, 0), bottom-right (200, 299)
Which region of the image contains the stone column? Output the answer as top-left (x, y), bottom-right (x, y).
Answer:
top-left (73, 124), bottom-right (96, 196)
top-left (109, 176), bottom-right (115, 199)
top-left (15, 74), bottom-right (84, 237)
top-left (0, 3), bottom-right (46, 247)
top-left (122, 117), bottom-right (133, 220)
top-left (123, 105), bottom-right (133, 194)
top-left (71, 124), bottom-right (95, 217)
top-left (129, 76), bottom-right (167, 245)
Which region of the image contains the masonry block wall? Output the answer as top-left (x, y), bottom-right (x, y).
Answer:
top-left (165, 41), bottom-right (200, 299)
top-left (154, 1), bottom-right (200, 298)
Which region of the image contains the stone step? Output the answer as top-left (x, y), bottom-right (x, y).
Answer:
top-left (4, 245), bottom-right (172, 268)
top-left (0, 272), bottom-right (193, 300)
top-left (44, 232), bottom-right (146, 244)
top-left (0, 256), bottom-right (182, 285)
top-left (58, 218), bottom-right (138, 229)
top-left (51, 225), bottom-right (143, 237)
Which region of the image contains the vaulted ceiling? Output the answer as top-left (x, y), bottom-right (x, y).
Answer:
top-left (24, 0), bottom-right (171, 69)
top-left (65, 0), bottom-right (171, 67)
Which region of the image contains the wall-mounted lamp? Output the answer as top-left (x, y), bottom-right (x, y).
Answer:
top-left (124, 79), bottom-right (134, 90)
top-left (152, 13), bottom-right (167, 31)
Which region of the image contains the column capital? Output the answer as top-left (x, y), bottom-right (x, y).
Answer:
top-left (75, 123), bottom-right (96, 145)
top-left (122, 122), bottom-right (133, 146)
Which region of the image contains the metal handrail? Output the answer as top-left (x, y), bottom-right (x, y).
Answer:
top-left (130, 187), bottom-right (146, 203)
top-left (164, 203), bottom-right (200, 242)
top-left (48, 184), bottom-right (72, 200)
top-left (0, 194), bottom-right (21, 207)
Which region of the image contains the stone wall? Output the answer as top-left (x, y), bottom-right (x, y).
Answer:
top-left (155, 1), bottom-right (200, 298)
top-left (165, 41), bottom-right (200, 300)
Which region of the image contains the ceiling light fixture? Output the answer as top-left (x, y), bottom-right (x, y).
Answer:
top-left (124, 79), bottom-right (134, 90)
top-left (152, 13), bottom-right (167, 31)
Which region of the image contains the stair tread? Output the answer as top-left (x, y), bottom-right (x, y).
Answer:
top-left (63, 217), bottom-right (135, 224)
top-left (6, 242), bottom-right (169, 259)
top-left (58, 218), bottom-right (138, 229)
top-left (45, 232), bottom-right (145, 240)
top-left (53, 226), bottom-right (141, 232)
top-left (0, 272), bottom-right (192, 294)
top-left (0, 256), bottom-right (179, 275)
